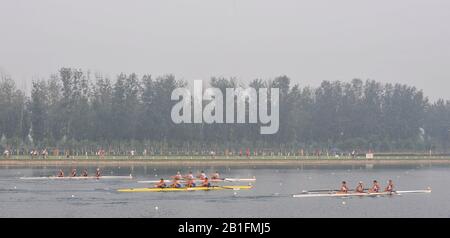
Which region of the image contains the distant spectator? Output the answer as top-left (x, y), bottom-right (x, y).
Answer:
top-left (97, 149), bottom-right (105, 159)
top-left (3, 149), bottom-right (10, 159)
top-left (41, 149), bottom-right (48, 159)
top-left (30, 149), bottom-right (39, 159)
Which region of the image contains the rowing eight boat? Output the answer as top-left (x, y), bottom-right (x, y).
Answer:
top-left (293, 189), bottom-right (431, 198)
top-left (19, 175), bottom-right (133, 180)
top-left (117, 185), bottom-right (252, 192)
top-left (137, 178), bottom-right (256, 183)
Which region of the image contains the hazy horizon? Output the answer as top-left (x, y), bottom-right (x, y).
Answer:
top-left (1, 0), bottom-right (449, 101)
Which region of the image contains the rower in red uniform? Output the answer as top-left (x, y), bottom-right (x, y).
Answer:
top-left (211, 171), bottom-right (220, 180)
top-left (71, 168), bottom-right (77, 177)
top-left (185, 171), bottom-right (195, 180)
top-left (355, 181), bottom-right (365, 193)
top-left (57, 169), bottom-right (64, 177)
top-left (155, 178), bottom-right (167, 188)
top-left (198, 171), bottom-right (207, 180)
top-left (184, 171), bottom-right (196, 187)
top-left (339, 181), bottom-right (349, 193)
top-left (186, 178), bottom-right (196, 187)
top-left (369, 180), bottom-right (380, 193)
top-left (173, 171), bottom-right (183, 180)
top-left (385, 180), bottom-right (394, 192)
top-left (82, 169), bottom-right (88, 177)
top-left (201, 177), bottom-right (211, 187)
top-left (170, 178), bottom-right (182, 188)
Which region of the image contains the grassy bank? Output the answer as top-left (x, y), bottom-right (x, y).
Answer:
top-left (1, 155), bottom-right (450, 166)
top-left (3, 155), bottom-right (450, 160)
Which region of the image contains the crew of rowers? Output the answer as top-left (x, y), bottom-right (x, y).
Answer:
top-left (339, 180), bottom-right (395, 193)
top-left (154, 171), bottom-right (221, 188)
top-left (57, 168), bottom-right (101, 178)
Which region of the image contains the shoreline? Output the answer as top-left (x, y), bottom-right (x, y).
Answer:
top-left (2, 157), bottom-right (450, 167)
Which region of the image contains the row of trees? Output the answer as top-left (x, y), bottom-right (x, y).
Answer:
top-left (0, 68), bottom-right (449, 154)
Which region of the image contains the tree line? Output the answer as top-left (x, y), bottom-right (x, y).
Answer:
top-left (0, 68), bottom-right (449, 155)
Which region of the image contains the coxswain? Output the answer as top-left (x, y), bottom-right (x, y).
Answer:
top-left (385, 180), bottom-right (394, 192)
top-left (369, 180), bottom-right (380, 193)
top-left (57, 169), bottom-right (64, 177)
top-left (71, 168), bottom-right (77, 177)
top-left (155, 178), bottom-right (167, 188)
top-left (339, 181), bottom-right (349, 193)
top-left (82, 169), bottom-right (88, 177)
top-left (201, 177), bottom-right (211, 187)
top-left (355, 181), bottom-right (365, 193)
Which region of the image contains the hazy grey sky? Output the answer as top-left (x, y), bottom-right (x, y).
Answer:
top-left (1, 0), bottom-right (449, 100)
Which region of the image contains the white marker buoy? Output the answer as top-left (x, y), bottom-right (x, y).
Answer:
top-left (155, 206), bottom-right (159, 210)
top-left (71, 195), bottom-right (75, 198)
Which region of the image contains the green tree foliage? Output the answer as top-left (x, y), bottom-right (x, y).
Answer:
top-left (1, 68), bottom-right (449, 153)
top-left (0, 74), bottom-right (30, 145)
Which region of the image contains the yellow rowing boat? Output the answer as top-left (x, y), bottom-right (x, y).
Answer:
top-left (117, 185), bottom-right (252, 192)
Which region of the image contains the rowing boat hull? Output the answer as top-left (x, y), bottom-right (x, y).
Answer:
top-left (137, 178), bottom-right (256, 183)
top-left (20, 175), bottom-right (133, 180)
top-left (293, 189), bottom-right (431, 198)
top-left (117, 185), bottom-right (252, 192)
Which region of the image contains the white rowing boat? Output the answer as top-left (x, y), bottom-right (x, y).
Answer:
top-left (293, 189), bottom-right (431, 198)
top-left (19, 175), bottom-right (133, 180)
top-left (137, 178), bottom-right (256, 183)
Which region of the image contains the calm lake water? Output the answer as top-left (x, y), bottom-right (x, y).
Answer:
top-left (0, 164), bottom-right (448, 217)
